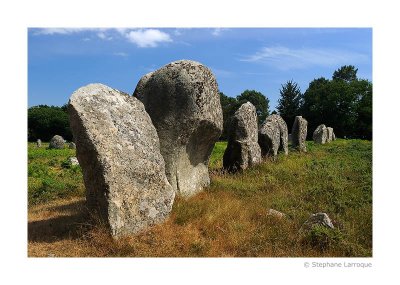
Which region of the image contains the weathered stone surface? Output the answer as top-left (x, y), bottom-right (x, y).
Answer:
top-left (259, 119), bottom-right (280, 157)
top-left (68, 142), bottom-right (76, 149)
top-left (49, 135), bottom-right (65, 149)
top-left (263, 114), bottom-right (289, 155)
top-left (267, 208), bottom-right (286, 219)
top-left (223, 102), bottom-right (262, 171)
top-left (291, 116), bottom-right (308, 152)
top-left (69, 83), bottom-right (175, 237)
top-left (326, 127), bottom-right (334, 143)
top-left (36, 139), bottom-right (41, 148)
top-left (332, 130), bottom-right (336, 140)
top-left (302, 212), bottom-right (334, 230)
top-left (313, 124), bottom-right (328, 144)
top-left (68, 157), bottom-right (79, 166)
top-left (134, 60), bottom-right (223, 197)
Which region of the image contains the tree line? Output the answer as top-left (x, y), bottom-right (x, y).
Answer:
top-left (28, 65), bottom-right (372, 141)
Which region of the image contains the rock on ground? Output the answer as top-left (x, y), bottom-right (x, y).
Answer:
top-left (313, 124), bottom-right (328, 144)
top-left (223, 102), bottom-right (262, 171)
top-left (291, 116), bottom-right (308, 152)
top-left (267, 208), bottom-right (286, 219)
top-left (68, 142), bottom-right (76, 149)
top-left (68, 83), bottom-right (175, 237)
top-left (133, 60), bottom-right (223, 198)
top-left (258, 119), bottom-right (280, 157)
top-left (302, 212), bottom-right (335, 230)
top-left (68, 157), bottom-right (79, 166)
top-left (36, 139), bottom-right (41, 148)
top-left (326, 127), bottom-right (334, 143)
top-left (49, 135), bottom-right (65, 149)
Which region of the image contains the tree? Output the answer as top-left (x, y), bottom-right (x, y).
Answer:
top-left (236, 90), bottom-right (270, 124)
top-left (219, 92), bottom-right (238, 140)
top-left (332, 65), bottom-right (358, 83)
top-left (276, 80), bottom-right (302, 127)
top-left (28, 105), bottom-right (72, 141)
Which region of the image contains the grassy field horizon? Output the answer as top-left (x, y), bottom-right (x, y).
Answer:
top-left (28, 139), bottom-right (372, 257)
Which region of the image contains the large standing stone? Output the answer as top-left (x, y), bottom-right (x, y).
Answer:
top-left (49, 135), bottom-right (65, 149)
top-left (223, 102), bottom-right (262, 171)
top-left (326, 127), bottom-right (334, 143)
top-left (313, 124), bottom-right (328, 144)
top-left (264, 114), bottom-right (289, 155)
top-left (291, 116), bottom-right (308, 152)
top-left (258, 119), bottom-right (280, 157)
top-left (68, 83), bottom-right (175, 237)
top-left (133, 60), bottom-right (223, 198)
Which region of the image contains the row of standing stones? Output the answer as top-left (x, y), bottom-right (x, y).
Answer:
top-left (38, 60), bottom-right (336, 238)
top-left (36, 136), bottom-right (76, 149)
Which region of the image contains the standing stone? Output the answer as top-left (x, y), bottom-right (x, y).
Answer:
top-left (68, 83), bottom-right (175, 237)
top-left (326, 127), bottom-right (334, 143)
top-left (133, 60), bottom-right (223, 197)
top-left (223, 102), bottom-right (262, 171)
top-left (332, 130), bottom-right (336, 141)
top-left (264, 114), bottom-right (289, 155)
top-left (49, 135), bottom-right (65, 149)
top-left (36, 139), bottom-right (41, 148)
top-left (68, 142), bottom-right (76, 149)
top-left (291, 116), bottom-right (308, 152)
top-left (259, 119), bottom-right (280, 157)
top-left (301, 212), bottom-right (335, 231)
top-left (313, 124), bottom-right (328, 144)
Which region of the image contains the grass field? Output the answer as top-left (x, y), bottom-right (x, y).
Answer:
top-left (28, 139), bottom-right (372, 257)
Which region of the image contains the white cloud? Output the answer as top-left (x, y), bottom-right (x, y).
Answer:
top-left (240, 46), bottom-right (369, 70)
top-left (124, 29), bottom-right (172, 48)
top-left (211, 28), bottom-right (229, 36)
top-left (33, 28), bottom-right (90, 35)
top-left (97, 32), bottom-right (112, 40)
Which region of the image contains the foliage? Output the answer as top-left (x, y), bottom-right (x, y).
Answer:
top-left (28, 105), bottom-right (72, 142)
top-left (28, 139), bottom-right (372, 257)
top-left (301, 66), bottom-right (372, 139)
top-left (236, 89), bottom-right (270, 124)
top-left (277, 80), bottom-right (302, 128)
top-left (219, 92), bottom-right (237, 140)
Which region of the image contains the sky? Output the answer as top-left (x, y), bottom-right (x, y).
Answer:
top-left (28, 28), bottom-right (372, 111)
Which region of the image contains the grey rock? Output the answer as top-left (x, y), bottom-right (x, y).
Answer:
top-left (267, 209), bottom-right (286, 219)
top-left (36, 139), bottom-right (41, 148)
top-left (332, 130), bottom-right (336, 140)
top-left (49, 135), bottom-right (65, 149)
top-left (68, 157), bottom-right (79, 166)
top-left (291, 116), bottom-right (308, 152)
top-left (259, 119), bottom-right (280, 157)
top-left (302, 212), bottom-right (334, 230)
top-left (261, 114), bottom-right (289, 156)
top-left (134, 60), bottom-right (223, 198)
top-left (326, 127), bottom-right (334, 143)
top-left (68, 142), bottom-right (76, 149)
top-left (313, 124), bottom-right (327, 144)
top-left (68, 83), bottom-right (175, 237)
top-left (223, 102), bottom-right (262, 171)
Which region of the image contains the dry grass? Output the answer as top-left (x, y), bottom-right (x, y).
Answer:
top-left (28, 139), bottom-right (372, 257)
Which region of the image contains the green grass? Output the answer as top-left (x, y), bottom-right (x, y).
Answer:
top-left (28, 142), bottom-right (84, 205)
top-left (28, 139), bottom-right (372, 257)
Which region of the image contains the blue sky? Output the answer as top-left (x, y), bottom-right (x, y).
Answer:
top-left (28, 28), bottom-right (372, 111)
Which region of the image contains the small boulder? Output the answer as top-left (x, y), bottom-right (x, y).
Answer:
top-left (291, 116), bottom-right (308, 152)
top-left (68, 157), bottom-right (79, 166)
top-left (68, 142), bottom-right (76, 149)
top-left (267, 209), bottom-right (286, 219)
top-left (69, 83), bottom-right (175, 237)
top-left (223, 102), bottom-right (262, 171)
top-left (134, 60), bottom-right (223, 198)
top-left (302, 212), bottom-right (334, 231)
top-left (313, 124), bottom-right (328, 144)
top-left (49, 135), bottom-right (65, 149)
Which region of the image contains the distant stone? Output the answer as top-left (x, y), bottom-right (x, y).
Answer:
top-left (259, 119), bottom-right (280, 157)
top-left (36, 139), bottom-right (41, 148)
top-left (68, 157), bottom-right (79, 166)
top-left (223, 102), bottom-right (262, 171)
top-left (134, 60), bottom-right (223, 198)
top-left (291, 116), bottom-right (308, 152)
top-left (288, 134), bottom-right (292, 144)
top-left (326, 127), bottom-right (334, 143)
top-left (263, 114), bottom-right (289, 155)
top-left (302, 212), bottom-right (334, 230)
top-left (68, 142), bottom-right (76, 149)
top-left (69, 83), bottom-right (175, 237)
top-left (332, 130), bottom-right (336, 140)
top-left (313, 124), bottom-right (328, 144)
top-left (49, 135), bottom-right (65, 149)
top-left (267, 208), bottom-right (286, 219)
